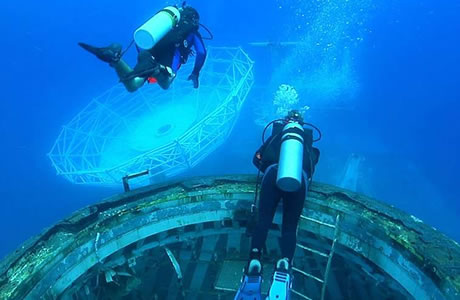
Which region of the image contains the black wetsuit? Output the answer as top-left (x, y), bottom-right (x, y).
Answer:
top-left (148, 29), bottom-right (206, 73)
top-left (251, 122), bottom-right (320, 262)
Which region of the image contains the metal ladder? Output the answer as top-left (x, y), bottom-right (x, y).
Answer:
top-left (291, 215), bottom-right (341, 300)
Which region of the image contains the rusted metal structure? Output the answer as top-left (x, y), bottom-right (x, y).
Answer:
top-left (1, 175), bottom-right (459, 299)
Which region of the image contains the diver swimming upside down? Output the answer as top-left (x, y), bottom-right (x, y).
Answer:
top-left (79, 5), bottom-right (207, 92)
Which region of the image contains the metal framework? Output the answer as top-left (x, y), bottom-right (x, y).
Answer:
top-left (48, 47), bottom-right (254, 185)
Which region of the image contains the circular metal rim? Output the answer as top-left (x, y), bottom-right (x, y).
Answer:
top-left (0, 175), bottom-right (458, 299)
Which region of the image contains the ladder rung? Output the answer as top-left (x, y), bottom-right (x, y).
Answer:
top-left (300, 215), bottom-right (336, 228)
top-left (292, 267), bottom-right (324, 284)
top-left (292, 289), bottom-right (313, 300)
top-left (296, 243), bottom-right (329, 258)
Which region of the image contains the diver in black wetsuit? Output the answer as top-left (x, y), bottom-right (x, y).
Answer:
top-left (250, 112), bottom-right (320, 263)
top-left (78, 5), bottom-right (207, 92)
top-left (235, 110), bottom-right (320, 300)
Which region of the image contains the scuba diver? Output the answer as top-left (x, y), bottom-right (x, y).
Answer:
top-left (235, 110), bottom-right (321, 300)
top-left (78, 4), bottom-right (207, 92)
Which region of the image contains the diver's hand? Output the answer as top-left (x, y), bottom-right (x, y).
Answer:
top-left (253, 152), bottom-right (263, 169)
top-left (256, 152), bottom-right (262, 160)
top-left (187, 73), bottom-right (199, 88)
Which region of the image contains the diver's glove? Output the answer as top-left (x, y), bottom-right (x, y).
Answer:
top-left (187, 72), bottom-right (199, 88)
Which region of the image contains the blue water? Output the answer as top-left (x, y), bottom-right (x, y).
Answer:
top-left (1, 0), bottom-right (459, 259)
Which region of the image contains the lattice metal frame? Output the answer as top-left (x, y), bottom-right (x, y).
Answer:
top-left (48, 47), bottom-right (254, 185)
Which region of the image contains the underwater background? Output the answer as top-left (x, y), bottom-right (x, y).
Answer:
top-left (0, 0), bottom-right (459, 260)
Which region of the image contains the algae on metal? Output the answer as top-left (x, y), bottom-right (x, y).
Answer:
top-left (308, 182), bottom-right (460, 295)
top-left (0, 175), bottom-right (459, 299)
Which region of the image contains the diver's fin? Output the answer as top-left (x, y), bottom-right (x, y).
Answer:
top-left (266, 258), bottom-right (292, 300)
top-left (78, 42), bottom-right (122, 64)
top-left (234, 259), bottom-right (263, 300)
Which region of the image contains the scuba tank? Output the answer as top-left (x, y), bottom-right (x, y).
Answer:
top-left (134, 6), bottom-right (181, 50)
top-left (276, 121), bottom-right (305, 192)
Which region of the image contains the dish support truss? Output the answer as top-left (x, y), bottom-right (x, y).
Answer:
top-left (48, 47), bottom-right (254, 186)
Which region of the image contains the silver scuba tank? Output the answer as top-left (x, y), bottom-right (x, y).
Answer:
top-left (276, 122), bottom-right (305, 192)
top-left (134, 6), bottom-right (181, 50)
